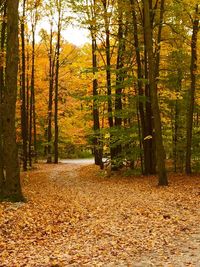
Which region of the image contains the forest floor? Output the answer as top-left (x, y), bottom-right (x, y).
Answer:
top-left (0, 162), bottom-right (200, 266)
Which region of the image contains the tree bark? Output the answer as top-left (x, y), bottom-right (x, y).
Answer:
top-left (144, 39), bottom-right (156, 175)
top-left (185, 4), bottom-right (199, 174)
top-left (143, 0), bottom-right (168, 186)
top-left (29, 25), bottom-right (36, 167)
top-left (130, 0), bottom-right (150, 174)
top-left (102, 0), bottom-right (113, 129)
top-left (20, 0), bottom-right (28, 171)
top-left (47, 22), bottom-right (54, 163)
top-left (0, 2), bottom-right (6, 188)
top-left (54, 0), bottom-right (61, 164)
top-left (91, 32), bottom-right (103, 167)
top-left (112, 2), bottom-right (126, 169)
top-left (102, 0), bottom-right (116, 169)
top-left (1, 0), bottom-right (24, 201)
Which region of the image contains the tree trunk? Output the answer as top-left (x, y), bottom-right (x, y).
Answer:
top-left (144, 44), bottom-right (156, 175)
top-left (103, 1), bottom-right (113, 129)
top-left (102, 0), bottom-right (115, 169)
top-left (0, 2), bottom-right (6, 188)
top-left (29, 26), bottom-right (34, 167)
top-left (130, 0), bottom-right (149, 174)
top-left (26, 38), bottom-right (30, 164)
top-left (185, 4), bottom-right (199, 174)
top-left (113, 2), bottom-right (126, 169)
top-left (91, 32), bottom-right (103, 167)
top-left (1, 0), bottom-right (24, 201)
top-left (54, 1), bottom-right (61, 164)
top-left (32, 30), bottom-right (37, 162)
top-left (143, 0), bottom-right (168, 186)
top-left (20, 0), bottom-right (28, 171)
top-left (47, 22), bottom-right (54, 163)
top-left (29, 71), bottom-right (33, 167)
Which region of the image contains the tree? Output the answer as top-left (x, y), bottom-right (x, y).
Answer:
top-left (1, 0), bottom-right (24, 201)
top-left (185, 4), bottom-right (199, 174)
top-left (46, 22), bottom-right (55, 163)
top-left (143, 0), bottom-right (168, 185)
top-left (130, 0), bottom-right (156, 174)
top-left (0, 1), bottom-right (6, 189)
top-left (20, 0), bottom-right (28, 171)
top-left (112, 0), bottom-right (127, 169)
top-left (89, 0), bottom-right (103, 167)
top-left (54, 0), bottom-right (62, 164)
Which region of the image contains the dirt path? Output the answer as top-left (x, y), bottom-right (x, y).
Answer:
top-left (0, 163), bottom-right (200, 266)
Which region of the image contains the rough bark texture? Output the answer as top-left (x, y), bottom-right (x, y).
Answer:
top-left (143, 0), bottom-right (168, 186)
top-left (1, 0), bottom-right (23, 201)
top-left (185, 5), bottom-right (199, 174)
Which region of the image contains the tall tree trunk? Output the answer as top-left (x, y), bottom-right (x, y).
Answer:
top-left (144, 42), bottom-right (156, 174)
top-left (115, 3), bottom-right (124, 128)
top-left (130, 0), bottom-right (149, 174)
top-left (29, 26), bottom-right (35, 167)
top-left (26, 38), bottom-right (30, 164)
top-left (32, 8), bottom-right (37, 164)
top-left (102, 0), bottom-right (115, 169)
top-left (29, 23), bottom-right (37, 165)
top-left (1, 0), bottom-right (24, 201)
top-left (113, 2), bottom-right (126, 169)
top-left (103, 2), bottom-right (113, 129)
top-left (0, 2), bottom-right (6, 189)
top-left (131, 0), bottom-right (156, 175)
top-left (47, 22), bottom-right (54, 163)
top-left (143, 0), bottom-right (168, 186)
top-left (185, 4), bottom-right (199, 174)
top-left (91, 32), bottom-right (103, 167)
top-left (29, 73), bottom-right (33, 167)
top-left (54, 1), bottom-right (61, 164)
top-left (20, 0), bottom-right (28, 171)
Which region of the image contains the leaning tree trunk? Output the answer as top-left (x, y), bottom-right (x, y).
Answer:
top-left (185, 4), bottom-right (199, 174)
top-left (1, 0), bottom-right (24, 201)
top-left (143, 0), bottom-right (168, 186)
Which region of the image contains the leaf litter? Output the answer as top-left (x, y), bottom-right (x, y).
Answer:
top-left (0, 163), bottom-right (200, 266)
